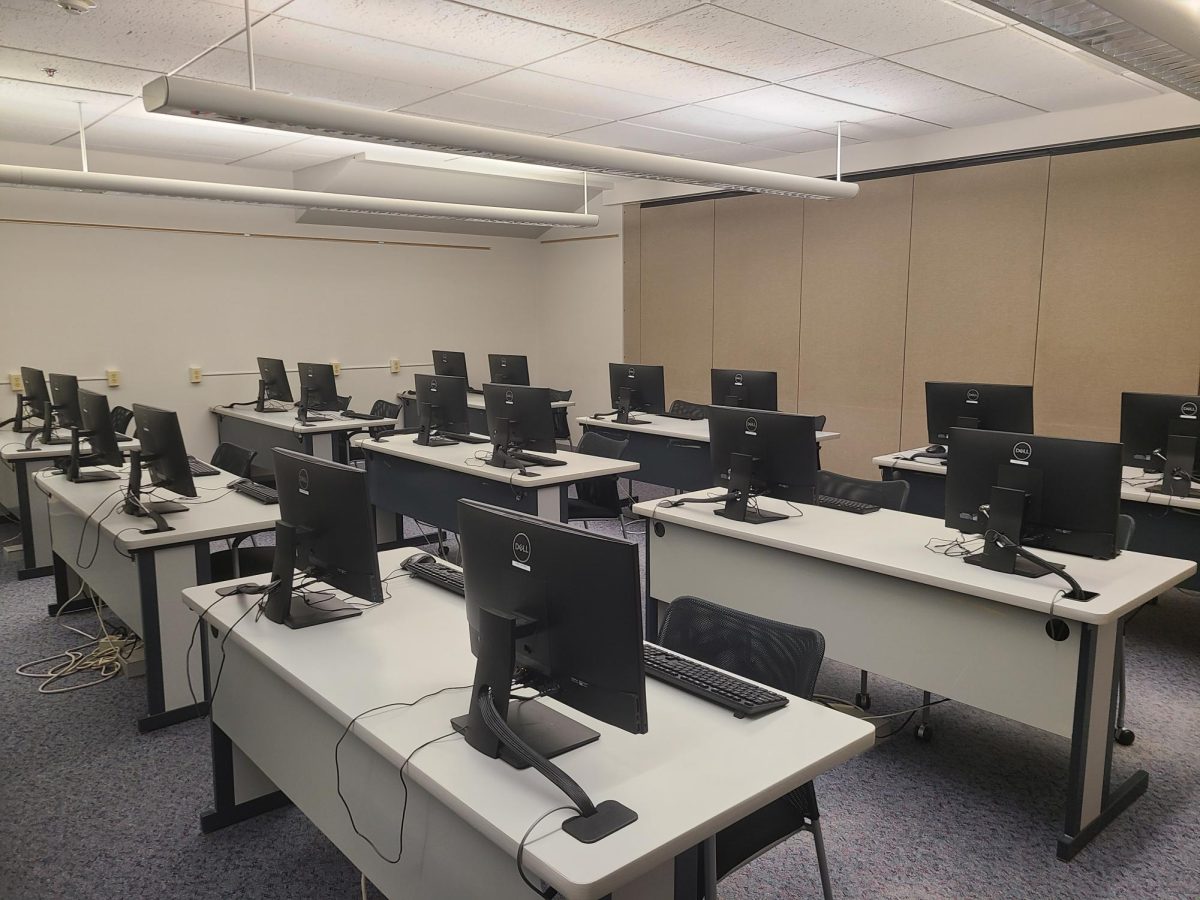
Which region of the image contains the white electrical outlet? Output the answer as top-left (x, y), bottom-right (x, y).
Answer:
top-left (9, 373), bottom-right (22, 392)
top-left (331, 361), bottom-right (342, 377)
top-left (389, 359), bottom-right (402, 375)
top-left (106, 369), bottom-right (120, 388)
top-left (189, 367), bottom-right (203, 384)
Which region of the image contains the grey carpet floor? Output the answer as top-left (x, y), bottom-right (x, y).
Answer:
top-left (2, 498), bottom-right (1198, 899)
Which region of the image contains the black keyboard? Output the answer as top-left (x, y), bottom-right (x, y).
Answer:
top-left (466, 387), bottom-right (485, 395)
top-left (419, 434), bottom-right (459, 447)
top-left (508, 451), bottom-right (568, 467)
top-left (296, 414), bottom-right (331, 424)
top-left (815, 495), bottom-right (880, 515)
top-left (188, 456), bottom-right (221, 477)
top-left (228, 478), bottom-right (278, 504)
top-left (340, 410), bottom-right (380, 420)
top-left (643, 644), bottom-right (789, 718)
top-left (401, 553), bottom-right (465, 595)
top-left (440, 431), bottom-right (490, 444)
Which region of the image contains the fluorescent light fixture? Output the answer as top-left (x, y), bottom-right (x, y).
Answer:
top-left (142, 77), bottom-right (858, 200)
top-left (0, 164), bottom-right (599, 227)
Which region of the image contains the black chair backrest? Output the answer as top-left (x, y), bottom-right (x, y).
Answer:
top-left (811, 414), bottom-right (827, 431)
top-left (368, 399), bottom-right (401, 439)
top-left (1117, 514), bottom-right (1135, 551)
top-left (658, 596), bottom-right (825, 701)
top-left (337, 395), bottom-right (352, 411)
top-left (210, 442), bottom-right (256, 478)
top-left (574, 431), bottom-right (629, 513)
top-left (549, 389), bottom-right (574, 441)
top-left (110, 405), bottom-right (134, 435)
top-left (817, 469), bottom-right (909, 511)
top-left (668, 399), bottom-right (708, 420)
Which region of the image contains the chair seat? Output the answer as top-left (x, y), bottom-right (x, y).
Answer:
top-left (567, 498), bottom-right (618, 521)
top-left (209, 546), bottom-right (276, 583)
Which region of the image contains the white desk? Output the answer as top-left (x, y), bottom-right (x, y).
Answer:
top-left (183, 547), bottom-right (874, 899)
top-left (2, 430), bottom-right (139, 580)
top-left (353, 433), bottom-right (638, 532)
top-left (875, 450), bottom-right (1200, 587)
top-left (210, 405), bottom-right (398, 474)
top-left (579, 414), bottom-right (840, 492)
top-left (35, 462), bottom-right (278, 731)
top-left (398, 391), bottom-right (576, 435)
top-left (634, 490), bottom-right (1195, 861)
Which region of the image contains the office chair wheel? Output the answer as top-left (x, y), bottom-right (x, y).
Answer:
top-left (1115, 728), bottom-right (1136, 746)
top-left (854, 692), bottom-right (871, 711)
top-left (914, 723), bottom-right (933, 743)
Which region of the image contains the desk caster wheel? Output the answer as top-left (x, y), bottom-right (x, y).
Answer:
top-left (915, 723), bottom-right (933, 743)
top-left (1115, 728), bottom-right (1135, 746)
top-left (854, 692), bottom-right (871, 711)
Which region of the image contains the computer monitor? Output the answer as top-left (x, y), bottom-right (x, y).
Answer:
top-left (296, 362), bottom-right (340, 421)
top-left (925, 382), bottom-right (1033, 447)
top-left (707, 405), bottom-right (820, 524)
top-left (49, 373), bottom-right (82, 429)
top-left (487, 354), bottom-right (530, 387)
top-left (432, 349), bottom-right (470, 382)
top-left (711, 368), bottom-right (778, 410)
top-left (14, 366), bottom-right (50, 432)
top-left (1120, 392), bottom-right (1200, 499)
top-left (945, 428), bottom-right (1121, 594)
top-left (263, 448), bottom-right (381, 629)
top-left (608, 363), bottom-right (666, 423)
top-left (482, 383), bottom-right (557, 469)
top-left (413, 373), bottom-right (471, 446)
top-left (65, 389), bottom-right (124, 483)
top-left (124, 405), bottom-right (197, 533)
top-left (453, 499), bottom-right (646, 842)
top-left (256, 357), bottom-right (293, 411)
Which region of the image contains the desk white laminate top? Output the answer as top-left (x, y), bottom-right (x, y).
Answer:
top-left (579, 413), bottom-right (840, 444)
top-left (633, 491), bottom-right (1195, 626)
top-left (352, 433), bottom-right (638, 487)
top-left (34, 462), bottom-right (278, 552)
top-left (3, 434), bottom-right (140, 463)
top-left (183, 547), bottom-right (874, 900)
top-left (875, 449), bottom-right (1200, 511)
top-left (211, 405), bottom-right (398, 435)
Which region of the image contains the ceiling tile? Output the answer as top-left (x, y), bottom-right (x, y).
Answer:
top-left (456, 0), bottom-right (699, 37)
top-left (560, 120), bottom-right (777, 163)
top-left (0, 78), bottom-right (131, 144)
top-left (890, 28), bottom-right (1157, 111)
top-left (184, 48), bottom-right (440, 109)
top-left (750, 130), bottom-right (850, 153)
top-left (0, 0), bottom-right (251, 72)
top-left (528, 40), bottom-right (764, 103)
top-left (714, 0), bottom-right (1004, 56)
top-left (787, 59), bottom-right (991, 115)
top-left (700, 85), bottom-right (879, 129)
top-left (462, 69), bottom-right (676, 119)
top-left (613, 5), bottom-right (868, 82)
top-left (627, 105), bottom-right (820, 144)
top-left (278, 0), bottom-right (591, 67)
top-left (833, 115), bottom-right (947, 142)
top-left (234, 146), bottom-right (351, 171)
top-left (907, 95), bottom-right (1041, 128)
top-left (0, 48), bottom-right (158, 97)
top-left (234, 16), bottom-right (507, 90)
top-left (403, 92), bottom-right (611, 135)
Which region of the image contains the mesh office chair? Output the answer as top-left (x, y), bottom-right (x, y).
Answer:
top-left (210, 442), bottom-right (256, 478)
top-left (349, 399), bottom-right (402, 465)
top-left (816, 471), bottom-right (911, 713)
top-left (110, 405), bottom-right (134, 435)
top-left (658, 596), bottom-right (834, 900)
top-left (549, 388), bottom-right (574, 445)
top-left (1114, 514), bottom-right (1137, 746)
top-left (567, 431), bottom-right (631, 537)
top-left (668, 399), bottom-right (708, 420)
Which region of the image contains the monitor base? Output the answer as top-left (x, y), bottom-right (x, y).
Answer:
top-left (964, 552), bottom-right (1051, 579)
top-left (451, 698), bottom-right (599, 770)
top-left (715, 507), bottom-right (787, 525)
top-left (1146, 483), bottom-right (1200, 499)
top-left (284, 591), bottom-right (363, 629)
top-left (562, 800), bottom-right (639, 844)
top-left (69, 470), bottom-right (121, 483)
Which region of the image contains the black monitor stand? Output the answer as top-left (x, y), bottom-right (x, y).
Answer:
top-left (714, 452), bottom-right (785, 525)
top-left (296, 387), bottom-right (331, 425)
top-left (123, 451), bottom-right (188, 534)
top-left (614, 388), bottom-right (649, 426)
top-left (451, 607), bottom-right (637, 843)
top-left (414, 401), bottom-right (458, 447)
top-left (263, 522), bottom-right (363, 629)
top-left (12, 394), bottom-right (38, 433)
top-left (29, 401), bottom-right (70, 447)
top-left (1146, 434), bottom-right (1200, 499)
top-left (254, 380), bottom-right (288, 413)
top-left (64, 428), bottom-right (119, 483)
top-left (964, 486), bottom-right (1052, 578)
top-left (486, 418), bottom-right (526, 470)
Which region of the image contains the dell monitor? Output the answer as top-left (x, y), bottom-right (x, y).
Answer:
top-left (124, 405), bottom-right (197, 533)
top-left (707, 405), bottom-right (820, 525)
top-left (432, 349), bottom-right (474, 386)
top-left (608, 363), bottom-right (666, 424)
top-left (263, 448), bottom-right (381, 628)
top-left (296, 362), bottom-right (340, 422)
top-left (64, 389), bottom-right (124, 483)
top-left (256, 357), bottom-right (293, 411)
top-left (49, 373), bottom-right (82, 429)
top-left (454, 499), bottom-right (646, 842)
top-left (925, 382), bottom-right (1033, 450)
top-left (482, 383), bottom-right (558, 470)
top-left (945, 428), bottom-right (1121, 597)
top-left (711, 368), bottom-right (778, 411)
top-left (487, 354), bottom-right (531, 387)
top-left (13, 366), bottom-right (50, 433)
top-left (413, 373), bottom-right (472, 446)
top-left (1120, 392), bottom-right (1200, 499)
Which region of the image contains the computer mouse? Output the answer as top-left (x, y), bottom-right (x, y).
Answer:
top-left (925, 444), bottom-right (947, 454)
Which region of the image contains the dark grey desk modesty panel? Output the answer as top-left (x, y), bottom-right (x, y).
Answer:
top-left (214, 413), bottom-right (329, 471)
top-left (398, 393), bottom-right (487, 435)
top-left (582, 423), bottom-right (712, 492)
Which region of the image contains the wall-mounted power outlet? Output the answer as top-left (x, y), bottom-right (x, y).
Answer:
top-left (389, 359), bottom-right (402, 374)
top-left (331, 361), bottom-right (342, 377)
top-left (189, 367), bottom-right (203, 384)
top-left (106, 369), bottom-right (120, 388)
top-left (9, 373), bottom-right (23, 392)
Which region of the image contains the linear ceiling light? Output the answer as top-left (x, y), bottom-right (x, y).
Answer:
top-left (142, 76), bottom-right (859, 200)
top-left (0, 164), bottom-right (600, 228)
top-left (973, 0), bottom-right (1200, 99)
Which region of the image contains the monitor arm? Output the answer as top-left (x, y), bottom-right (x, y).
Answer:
top-left (414, 399), bottom-right (435, 446)
top-left (0, 392), bottom-right (25, 430)
top-left (986, 530), bottom-right (1094, 601)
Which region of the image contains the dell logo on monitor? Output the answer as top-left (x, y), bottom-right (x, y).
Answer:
top-left (734, 373), bottom-right (744, 386)
top-left (966, 388), bottom-right (980, 402)
top-left (298, 468), bottom-right (310, 495)
top-left (745, 416), bottom-right (759, 435)
top-left (505, 390), bottom-right (514, 405)
top-left (627, 368), bottom-right (636, 379)
top-left (429, 379), bottom-right (438, 392)
top-left (1012, 442), bottom-right (1033, 462)
top-left (1182, 401), bottom-right (1198, 418)
top-left (512, 533), bottom-right (531, 565)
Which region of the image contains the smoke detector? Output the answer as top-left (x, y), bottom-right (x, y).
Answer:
top-left (55, 0), bottom-right (96, 13)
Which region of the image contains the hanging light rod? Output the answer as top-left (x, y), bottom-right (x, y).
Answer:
top-left (0, 164), bottom-right (600, 228)
top-left (142, 76), bottom-right (858, 200)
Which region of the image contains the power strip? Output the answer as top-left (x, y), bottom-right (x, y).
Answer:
top-left (2, 544), bottom-right (22, 561)
top-left (97, 635), bottom-right (146, 679)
